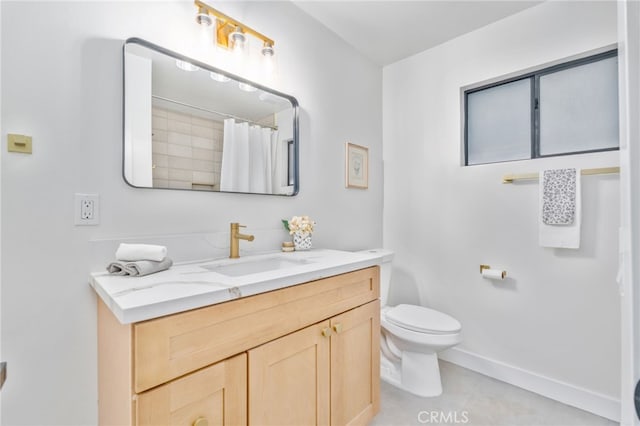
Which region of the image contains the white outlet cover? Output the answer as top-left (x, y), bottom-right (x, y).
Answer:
top-left (74, 193), bottom-right (99, 225)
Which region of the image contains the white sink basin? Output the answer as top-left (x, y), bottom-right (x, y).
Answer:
top-left (200, 256), bottom-right (313, 277)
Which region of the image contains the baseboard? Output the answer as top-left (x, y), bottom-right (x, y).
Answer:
top-left (439, 347), bottom-right (620, 422)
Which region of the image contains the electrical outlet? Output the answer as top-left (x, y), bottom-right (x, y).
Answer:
top-left (74, 193), bottom-right (99, 226)
top-left (81, 199), bottom-right (94, 220)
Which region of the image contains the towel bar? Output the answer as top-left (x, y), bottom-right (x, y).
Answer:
top-left (502, 166), bottom-right (620, 184)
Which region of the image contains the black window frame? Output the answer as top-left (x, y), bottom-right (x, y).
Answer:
top-left (463, 49), bottom-right (619, 166)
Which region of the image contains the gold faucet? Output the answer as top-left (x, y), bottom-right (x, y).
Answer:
top-left (229, 223), bottom-right (255, 258)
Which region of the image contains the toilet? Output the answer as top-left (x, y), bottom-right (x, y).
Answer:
top-left (362, 249), bottom-right (462, 397)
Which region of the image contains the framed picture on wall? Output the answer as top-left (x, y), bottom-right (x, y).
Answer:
top-left (345, 142), bottom-right (369, 189)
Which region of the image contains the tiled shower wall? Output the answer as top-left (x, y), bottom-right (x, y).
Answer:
top-left (152, 107), bottom-right (223, 190)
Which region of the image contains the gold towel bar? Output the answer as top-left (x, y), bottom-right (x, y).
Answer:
top-left (502, 166), bottom-right (620, 184)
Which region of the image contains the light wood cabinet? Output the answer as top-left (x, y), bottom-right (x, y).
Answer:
top-left (330, 301), bottom-right (380, 426)
top-left (98, 266), bottom-right (380, 426)
top-left (249, 301), bottom-right (380, 426)
top-left (249, 320), bottom-right (331, 426)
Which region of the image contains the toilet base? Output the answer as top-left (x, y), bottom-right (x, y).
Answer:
top-left (380, 351), bottom-right (443, 397)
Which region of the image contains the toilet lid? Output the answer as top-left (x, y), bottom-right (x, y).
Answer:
top-left (385, 304), bottom-right (461, 334)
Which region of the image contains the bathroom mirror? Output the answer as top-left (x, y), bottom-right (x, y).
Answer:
top-left (123, 38), bottom-right (299, 195)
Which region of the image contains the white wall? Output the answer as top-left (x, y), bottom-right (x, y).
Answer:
top-left (383, 0), bottom-right (620, 414)
top-left (0, 1), bottom-right (3, 421)
top-left (617, 0), bottom-right (640, 423)
top-left (0, 1), bottom-right (382, 424)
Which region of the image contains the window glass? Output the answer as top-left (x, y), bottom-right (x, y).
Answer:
top-left (467, 78), bottom-right (532, 165)
top-left (464, 50), bottom-right (618, 166)
top-left (539, 56), bottom-right (619, 156)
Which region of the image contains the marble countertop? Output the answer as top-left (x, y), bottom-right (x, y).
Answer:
top-left (90, 249), bottom-right (385, 324)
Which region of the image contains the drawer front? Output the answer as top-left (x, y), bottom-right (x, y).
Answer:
top-left (134, 267), bottom-right (379, 392)
top-left (136, 353), bottom-right (246, 426)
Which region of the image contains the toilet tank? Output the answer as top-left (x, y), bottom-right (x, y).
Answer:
top-left (359, 249), bottom-right (394, 307)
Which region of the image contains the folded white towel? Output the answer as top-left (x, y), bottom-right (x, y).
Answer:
top-left (107, 257), bottom-right (173, 277)
top-left (539, 168), bottom-right (581, 249)
top-left (115, 243), bottom-right (167, 262)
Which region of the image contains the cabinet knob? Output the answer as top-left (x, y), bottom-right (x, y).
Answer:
top-left (193, 417), bottom-right (208, 426)
top-left (333, 323), bottom-right (343, 334)
top-left (321, 327), bottom-right (332, 337)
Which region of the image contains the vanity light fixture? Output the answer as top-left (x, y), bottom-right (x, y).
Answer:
top-left (195, 6), bottom-right (213, 26)
top-left (193, 0), bottom-right (275, 58)
top-left (258, 92), bottom-right (282, 104)
top-left (210, 71), bottom-right (230, 82)
top-left (229, 26), bottom-right (246, 54)
top-left (238, 82), bottom-right (257, 92)
top-left (261, 41), bottom-right (274, 57)
top-left (261, 40), bottom-right (275, 79)
top-left (176, 59), bottom-right (199, 71)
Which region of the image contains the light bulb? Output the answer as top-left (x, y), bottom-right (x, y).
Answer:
top-left (258, 92), bottom-right (282, 103)
top-left (263, 54), bottom-right (274, 78)
top-left (210, 71), bottom-right (230, 83)
top-left (233, 40), bottom-right (245, 55)
top-left (195, 7), bottom-right (212, 26)
top-left (176, 60), bottom-right (199, 72)
top-left (238, 82), bottom-right (257, 92)
top-left (261, 41), bottom-right (274, 57)
top-left (230, 26), bottom-right (246, 54)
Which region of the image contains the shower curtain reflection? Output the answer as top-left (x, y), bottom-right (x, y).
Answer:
top-left (220, 119), bottom-right (281, 194)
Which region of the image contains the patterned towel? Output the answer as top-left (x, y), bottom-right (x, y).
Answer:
top-left (542, 168), bottom-right (577, 225)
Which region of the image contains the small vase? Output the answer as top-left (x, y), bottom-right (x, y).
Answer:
top-left (293, 232), bottom-right (312, 251)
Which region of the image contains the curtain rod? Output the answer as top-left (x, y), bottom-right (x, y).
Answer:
top-left (152, 95), bottom-right (278, 130)
top-left (502, 166), bottom-right (620, 184)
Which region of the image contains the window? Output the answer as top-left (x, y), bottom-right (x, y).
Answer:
top-left (464, 50), bottom-right (618, 166)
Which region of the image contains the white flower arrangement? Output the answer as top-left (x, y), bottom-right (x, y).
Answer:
top-left (282, 215), bottom-right (316, 237)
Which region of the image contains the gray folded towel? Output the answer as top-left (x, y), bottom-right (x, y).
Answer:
top-left (107, 257), bottom-right (173, 277)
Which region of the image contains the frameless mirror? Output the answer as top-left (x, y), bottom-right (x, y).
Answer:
top-left (123, 38), bottom-right (299, 195)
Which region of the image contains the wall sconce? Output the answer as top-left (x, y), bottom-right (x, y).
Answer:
top-left (194, 0), bottom-right (275, 58)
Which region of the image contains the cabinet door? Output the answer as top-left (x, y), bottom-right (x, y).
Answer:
top-left (249, 320), bottom-right (331, 426)
top-left (136, 353), bottom-right (247, 426)
top-left (330, 300), bottom-right (380, 426)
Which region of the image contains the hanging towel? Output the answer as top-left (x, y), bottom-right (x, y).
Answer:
top-left (107, 257), bottom-right (173, 277)
top-left (542, 168), bottom-right (577, 225)
top-left (115, 243), bottom-right (167, 262)
top-left (539, 168), bottom-right (581, 249)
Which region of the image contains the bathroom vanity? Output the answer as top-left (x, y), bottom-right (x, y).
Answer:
top-left (92, 250), bottom-right (383, 425)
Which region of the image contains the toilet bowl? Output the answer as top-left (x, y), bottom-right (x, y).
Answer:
top-left (360, 249), bottom-right (462, 397)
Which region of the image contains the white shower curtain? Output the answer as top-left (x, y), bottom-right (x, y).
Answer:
top-left (271, 135), bottom-right (284, 194)
top-left (220, 119), bottom-right (280, 194)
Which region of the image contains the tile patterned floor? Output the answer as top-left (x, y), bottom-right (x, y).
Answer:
top-left (371, 361), bottom-right (617, 426)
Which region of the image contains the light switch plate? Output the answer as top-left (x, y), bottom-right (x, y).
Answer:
top-left (8, 133), bottom-right (32, 154)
